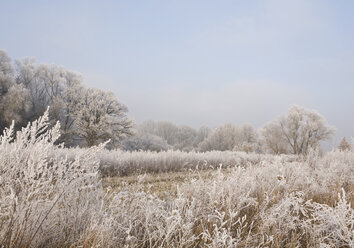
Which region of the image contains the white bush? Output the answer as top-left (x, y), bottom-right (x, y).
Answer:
top-left (0, 110), bottom-right (107, 247)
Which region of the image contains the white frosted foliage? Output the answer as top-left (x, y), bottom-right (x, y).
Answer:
top-left (0, 110), bottom-right (106, 247)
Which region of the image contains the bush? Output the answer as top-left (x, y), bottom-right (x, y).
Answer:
top-left (0, 110), bottom-right (107, 247)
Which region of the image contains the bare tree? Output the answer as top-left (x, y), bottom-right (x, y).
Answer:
top-left (259, 121), bottom-right (290, 154)
top-left (138, 121), bottom-right (205, 151)
top-left (1, 84), bottom-right (30, 127)
top-left (74, 88), bottom-right (133, 147)
top-left (49, 71), bottom-right (84, 145)
top-left (175, 125), bottom-right (198, 151)
top-left (338, 137), bottom-right (351, 151)
top-left (0, 50), bottom-right (15, 130)
top-left (196, 126), bottom-right (211, 143)
top-left (235, 124), bottom-right (258, 153)
top-left (0, 51), bottom-right (134, 148)
top-left (280, 105), bottom-right (335, 155)
top-left (260, 105), bottom-right (335, 155)
top-left (15, 58), bottom-right (83, 145)
top-left (15, 57), bottom-right (48, 120)
top-left (0, 50), bottom-right (14, 97)
top-left (155, 121), bottom-right (179, 145)
top-left (122, 132), bottom-right (171, 152)
top-left (198, 124), bottom-right (258, 152)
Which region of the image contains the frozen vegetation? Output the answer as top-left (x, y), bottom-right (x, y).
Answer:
top-left (0, 112), bottom-right (353, 247)
top-left (0, 50), bottom-right (337, 155)
top-left (57, 148), bottom-right (298, 177)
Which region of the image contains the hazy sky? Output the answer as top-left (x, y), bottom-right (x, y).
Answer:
top-left (1, 0), bottom-right (353, 146)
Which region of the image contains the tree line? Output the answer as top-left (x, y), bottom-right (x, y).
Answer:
top-left (124, 105), bottom-right (338, 155)
top-left (0, 50), bottom-right (132, 147)
top-left (1, 50), bottom-right (342, 155)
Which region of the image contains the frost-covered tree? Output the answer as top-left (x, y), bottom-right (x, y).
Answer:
top-left (199, 124), bottom-right (238, 151)
top-left (196, 126), bottom-right (211, 143)
top-left (139, 120), bottom-right (158, 134)
top-left (1, 84), bottom-right (30, 127)
top-left (74, 88), bottom-right (133, 147)
top-left (199, 124), bottom-right (258, 152)
top-left (49, 71), bottom-right (84, 145)
top-left (259, 120), bottom-right (290, 154)
top-left (138, 121), bottom-right (203, 151)
top-left (261, 105), bottom-right (335, 155)
top-left (279, 105), bottom-right (335, 155)
top-left (139, 121), bottom-right (175, 145)
top-left (14, 57), bottom-right (46, 120)
top-left (37, 64), bottom-right (67, 102)
top-left (155, 121), bottom-right (179, 145)
top-left (1, 51), bottom-right (133, 147)
top-left (122, 132), bottom-right (171, 152)
top-left (235, 124), bottom-right (258, 153)
top-left (0, 50), bottom-right (15, 130)
top-left (174, 125), bottom-right (198, 151)
top-left (14, 58), bottom-right (85, 142)
top-left (0, 50), bottom-right (14, 97)
top-left (338, 137), bottom-right (351, 151)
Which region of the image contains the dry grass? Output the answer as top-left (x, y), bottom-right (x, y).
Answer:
top-left (103, 169), bottom-right (218, 199)
top-left (1, 113), bottom-right (353, 247)
top-left (57, 148), bottom-right (299, 177)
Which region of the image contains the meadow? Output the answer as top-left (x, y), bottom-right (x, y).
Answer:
top-left (0, 113), bottom-right (353, 247)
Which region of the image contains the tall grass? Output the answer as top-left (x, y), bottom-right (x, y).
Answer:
top-left (0, 111), bottom-right (107, 247)
top-left (0, 112), bottom-right (353, 247)
top-left (57, 148), bottom-right (299, 177)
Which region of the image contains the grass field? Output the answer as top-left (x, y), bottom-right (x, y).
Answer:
top-left (1, 117), bottom-right (353, 247)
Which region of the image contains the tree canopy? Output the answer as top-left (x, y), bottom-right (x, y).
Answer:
top-left (0, 50), bottom-right (133, 147)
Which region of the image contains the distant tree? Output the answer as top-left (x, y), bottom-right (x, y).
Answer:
top-left (174, 126), bottom-right (198, 151)
top-left (0, 84), bottom-right (30, 128)
top-left (198, 124), bottom-right (236, 151)
top-left (74, 88), bottom-right (133, 147)
top-left (260, 105), bottom-right (335, 155)
top-left (122, 132), bottom-right (171, 152)
top-left (0, 50), bottom-right (14, 97)
top-left (338, 137), bottom-right (351, 151)
top-left (280, 105), bottom-right (335, 155)
top-left (138, 121), bottom-right (202, 151)
top-left (196, 126), bottom-right (211, 143)
top-left (139, 120), bottom-right (158, 134)
top-left (14, 58), bottom-right (72, 123)
top-left (198, 124), bottom-right (258, 152)
top-left (259, 121), bottom-right (290, 154)
top-left (0, 50), bottom-right (15, 130)
top-left (0, 50), bottom-right (133, 148)
top-left (155, 121), bottom-right (179, 145)
top-left (49, 71), bottom-right (84, 145)
top-left (235, 124), bottom-right (258, 153)
top-left (14, 57), bottom-right (85, 144)
top-left (14, 57), bottom-right (46, 120)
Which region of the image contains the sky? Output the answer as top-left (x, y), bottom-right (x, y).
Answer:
top-left (1, 0), bottom-right (354, 147)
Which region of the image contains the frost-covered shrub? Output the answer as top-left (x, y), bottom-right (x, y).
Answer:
top-left (309, 189), bottom-right (353, 247)
top-left (56, 148), bottom-right (298, 177)
top-left (0, 110), bottom-right (107, 247)
top-left (259, 191), bottom-right (314, 246)
top-left (100, 150), bottom-right (353, 247)
top-left (0, 111), bottom-right (353, 247)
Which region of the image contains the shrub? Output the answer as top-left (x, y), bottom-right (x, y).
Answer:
top-left (0, 110), bottom-right (106, 247)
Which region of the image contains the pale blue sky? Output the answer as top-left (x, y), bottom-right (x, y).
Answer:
top-left (1, 0), bottom-right (354, 146)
